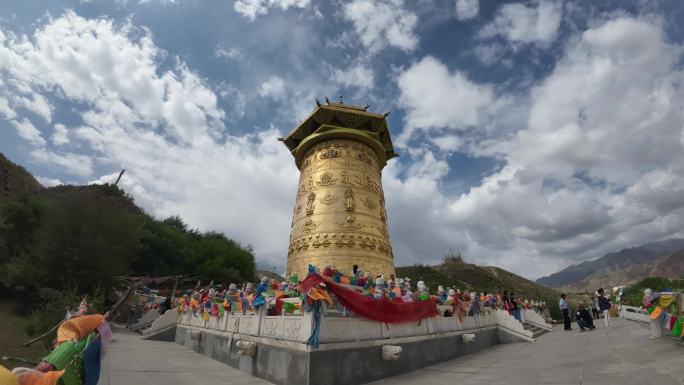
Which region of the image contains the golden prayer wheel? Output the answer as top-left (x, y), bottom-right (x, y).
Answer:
top-left (280, 101), bottom-right (398, 279)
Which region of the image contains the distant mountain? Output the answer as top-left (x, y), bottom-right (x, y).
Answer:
top-left (535, 239), bottom-right (684, 288)
top-left (565, 248), bottom-right (684, 292)
top-left (0, 153), bottom-right (44, 196)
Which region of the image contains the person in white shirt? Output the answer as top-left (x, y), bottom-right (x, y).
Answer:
top-left (559, 293), bottom-right (572, 330)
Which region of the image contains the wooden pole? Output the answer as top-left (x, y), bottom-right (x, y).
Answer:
top-left (21, 321), bottom-right (63, 347)
top-left (113, 169), bottom-right (125, 186)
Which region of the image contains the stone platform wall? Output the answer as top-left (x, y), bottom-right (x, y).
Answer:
top-left (174, 309), bottom-right (528, 385)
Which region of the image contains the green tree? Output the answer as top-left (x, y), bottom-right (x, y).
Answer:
top-left (191, 232), bottom-right (255, 283)
top-left (7, 193), bottom-right (143, 293)
top-left (132, 216), bottom-right (192, 276)
top-left (0, 194), bottom-right (45, 261)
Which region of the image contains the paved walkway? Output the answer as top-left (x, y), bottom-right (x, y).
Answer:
top-left (97, 327), bottom-right (273, 385)
top-left (370, 318), bottom-right (684, 385)
top-left (99, 319), bottom-right (683, 385)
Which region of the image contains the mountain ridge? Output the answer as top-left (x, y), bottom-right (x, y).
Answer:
top-left (564, 248), bottom-right (684, 292)
top-left (536, 239), bottom-right (684, 288)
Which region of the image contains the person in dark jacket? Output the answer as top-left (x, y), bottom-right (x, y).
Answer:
top-left (597, 288), bottom-right (612, 328)
top-left (576, 303), bottom-right (595, 331)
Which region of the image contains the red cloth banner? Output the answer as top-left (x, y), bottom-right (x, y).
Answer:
top-left (298, 274), bottom-right (438, 324)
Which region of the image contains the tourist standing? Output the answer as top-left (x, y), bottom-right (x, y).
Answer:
top-left (597, 288), bottom-right (611, 328)
top-left (510, 292), bottom-right (520, 321)
top-left (502, 290), bottom-right (511, 314)
top-left (560, 293), bottom-right (572, 330)
top-left (575, 303), bottom-right (595, 331)
top-left (590, 296), bottom-right (600, 319)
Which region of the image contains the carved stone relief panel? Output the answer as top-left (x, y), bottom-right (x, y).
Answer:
top-left (262, 318), bottom-right (280, 337)
top-left (283, 319), bottom-right (302, 340)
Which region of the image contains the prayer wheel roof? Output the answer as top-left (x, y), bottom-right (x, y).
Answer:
top-left (281, 101), bottom-right (398, 170)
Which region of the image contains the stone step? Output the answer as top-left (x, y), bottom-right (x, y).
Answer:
top-left (532, 329), bottom-right (548, 339)
top-left (522, 322), bottom-right (549, 339)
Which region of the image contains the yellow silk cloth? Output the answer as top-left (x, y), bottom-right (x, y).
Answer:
top-left (308, 288), bottom-right (333, 305)
top-left (0, 365), bottom-right (19, 385)
top-left (658, 294), bottom-right (674, 308)
top-left (56, 314), bottom-right (104, 344)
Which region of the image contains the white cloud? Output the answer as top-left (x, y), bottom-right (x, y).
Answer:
top-left (30, 148), bottom-right (93, 177)
top-left (480, 1), bottom-right (562, 45)
top-left (0, 97), bottom-right (16, 119)
top-left (343, 0), bottom-right (418, 53)
top-left (234, 0), bottom-right (311, 21)
top-left (455, 0), bottom-right (479, 20)
top-left (472, 43), bottom-right (507, 66)
top-left (52, 123), bottom-right (69, 145)
top-left (396, 56), bottom-right (505, 145)
top-left (11, 118), bottom-right (45, 146)
top-left (331, 65), bottom-right (375, 91)
top-left (36, 176), bottom-right (62, 187)
top-left (0, 11), bottom-right (224, 144)
top-left (257, 76), bottom-right (286, 99)
top-left (430, 135), bottom-right (462, 152)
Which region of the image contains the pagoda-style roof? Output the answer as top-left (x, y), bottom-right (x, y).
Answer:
top-left (281, 101), bottom-right (398, 170)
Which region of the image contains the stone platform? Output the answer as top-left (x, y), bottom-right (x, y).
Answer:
top-left (99, 317), bottom-right (683, 385)
top-left (370, 318), bottom-right (684, 385)
top-left (173, 308), bottom-right (547, 385)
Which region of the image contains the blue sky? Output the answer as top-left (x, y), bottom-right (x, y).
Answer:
top-left (2, 0), bottom-right (684, 279)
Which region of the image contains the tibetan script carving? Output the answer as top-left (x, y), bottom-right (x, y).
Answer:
top-left (341, 170), bottom-right (350, 184)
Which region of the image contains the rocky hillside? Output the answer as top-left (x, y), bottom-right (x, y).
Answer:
top-left (536, 239), bottom-right (684, 288)
top-left (0, 153), bottom-right (44, 197)
top-left (0, 152), bottom-right (141, 213)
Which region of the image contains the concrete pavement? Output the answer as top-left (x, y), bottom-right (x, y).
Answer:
top-left (99, 318), bottom-right (683, 385)
top-left (369, 318), bottom-right (684, 385)
top-left (97, 326), bottom-right (274, 385)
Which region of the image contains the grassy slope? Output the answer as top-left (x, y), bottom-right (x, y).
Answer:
top-left (396, 258), bottom-right (559, 299)
top-left (396, 257), bottom-right (568, 319)
top-left (0, 300), bottom-right (49, 369)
